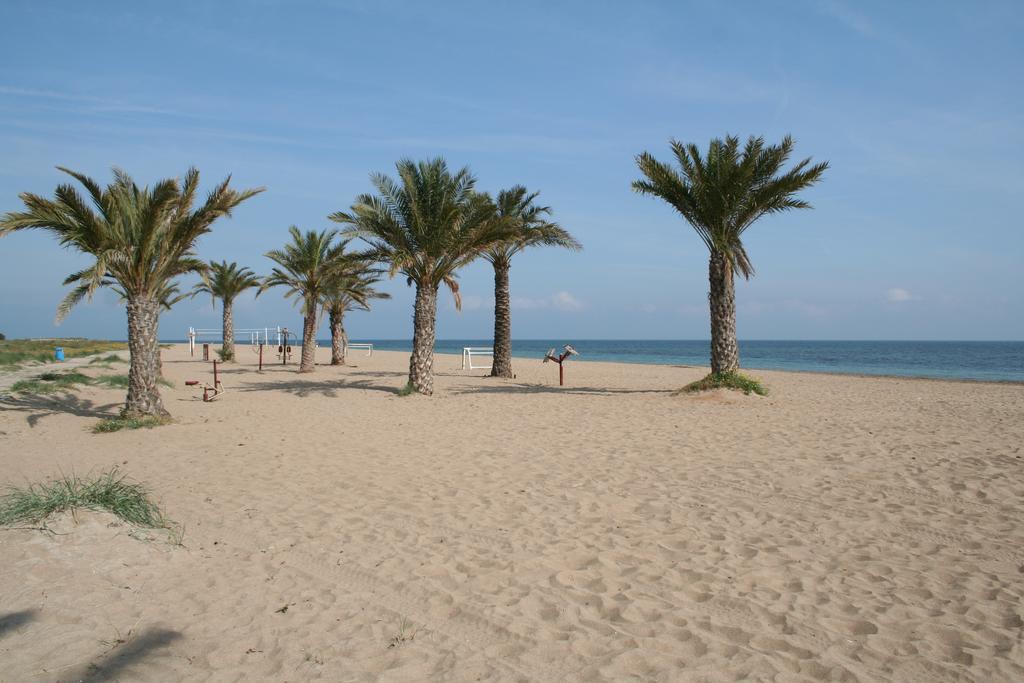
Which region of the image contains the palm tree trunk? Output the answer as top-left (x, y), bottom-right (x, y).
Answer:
top-left (125, 297), bottom-right (169, 418)
top-left (708, 251), bottom-right (739, 374)
top-left (299, 309), bottom-right (317, 373)
top-left (222, 299), bottom-right (235, 361)
top-left (409, 283), bottom-right (437, 395)
top-left (490, 260), bottom-right (513, 378)
top-left (329, 305), bottom-right (346, 365)
top-left (156, 348), bottom-right (164, 379)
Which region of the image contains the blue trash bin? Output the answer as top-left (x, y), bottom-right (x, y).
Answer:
top-left (55, 347), bottom-right (65, 361)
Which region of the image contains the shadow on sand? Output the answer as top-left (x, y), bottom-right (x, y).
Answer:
top-left (446, 381), bottom-right (676, 397)
top-left (234, 370), bottom-right (406, 398)
top-left (0, 393), bottom-right (122, 428)
top-left (61, 627), bottom-right (183, 682)
top-left (0, 609), bottom-right (37, 637)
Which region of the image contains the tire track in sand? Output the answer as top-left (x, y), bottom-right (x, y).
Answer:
top-left (282, 548), bottom-right (577, 682)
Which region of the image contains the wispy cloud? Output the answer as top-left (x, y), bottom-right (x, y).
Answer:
top-left (630, 65), bottom-right (787, 105)
top-left (885, 287), bottom-right (916, 303)
top-left (815, 0), bottom-right (878, 39)
top-left (511, 291), bottom-right (583, 312)
top-left (0, 86), bottom-right (179, 116)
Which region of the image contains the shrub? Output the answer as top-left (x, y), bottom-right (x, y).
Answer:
top-left (93, 415), bottom-right (171, 433)
top-left (681, 371), bottom-right (768, 396)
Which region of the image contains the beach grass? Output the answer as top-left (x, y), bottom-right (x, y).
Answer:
top-left (89, 353), bottom-right (125, 366)
top-left (10, 371), bottom-right (93, 395)
top-left (10, 371), bottom-right (172, 395)
top-left (0, 468), bottom-right (172, 529)
top-left (93, 415), bottom-right (171, 433)
top-left (92, 374), bottom-right (173, 389)
top-left (0, 339), bottom-right (127, 368)
top-left (681, 371), bottom-right (768, 396)
top-left (397, 381), bottom-right (416, 397)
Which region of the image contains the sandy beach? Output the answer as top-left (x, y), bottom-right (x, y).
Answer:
top-left (1, 343), bottom-right (1022, 682)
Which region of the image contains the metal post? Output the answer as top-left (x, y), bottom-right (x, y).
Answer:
top-left (258, 343), bottom-right (263, 372)
top-left (559, 360), bottom-right (564, 386)
top-left (213, 360), bottom-right (219, 389)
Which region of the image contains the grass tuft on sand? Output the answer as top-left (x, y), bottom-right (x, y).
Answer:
top-left (0, 468), bottom-right (172, 529)
top-left (93, 374), bottom-right (173, 389)
top-left (11, 371), bottom-right (172, 395)
top-left (396, 381), bottom-right (417, 397)
top-left (10, 371), bottom-right (92, 394)
top-left (681, 371), bottom-right (768, 396)
top-left (89, 353), bottom-right (125, 366)
top-left (93, 415), bottom-right (171, 433)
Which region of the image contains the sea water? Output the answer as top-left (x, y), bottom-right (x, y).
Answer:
top-left (337, 339), bottom-right (1024, 383)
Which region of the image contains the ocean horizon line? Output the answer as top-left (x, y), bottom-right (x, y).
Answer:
top-left (157, 338), bottom-right (1024, 383)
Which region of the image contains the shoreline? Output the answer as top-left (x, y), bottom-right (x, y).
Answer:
top-left (151, 339), bottom-right (1024, 385)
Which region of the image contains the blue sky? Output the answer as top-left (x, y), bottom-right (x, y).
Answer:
top-left (1, 0), bottom-right (1021, 341)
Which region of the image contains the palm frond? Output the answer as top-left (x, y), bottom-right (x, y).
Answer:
top-left (633, 135), bottom-right (827, 279)
top-left (0, 166), bottom-right (262, 318)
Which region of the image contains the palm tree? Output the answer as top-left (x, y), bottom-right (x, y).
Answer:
top-left (114, 280), bottom-right (190, 378)
top-left (260, 226), bottom-right (341, 373)
top-left (321, 252), bottom-right (390, 366)
top-left (192, 260), bottom-right (261, 362)
top-left (0, 167), bottom-right (262, 417)
top-left (633, 135), bottom-right (827, 376)
top-left (330, 158), bottom-right (514, 395)
top-left (483, 186), bottom-right (581, 378)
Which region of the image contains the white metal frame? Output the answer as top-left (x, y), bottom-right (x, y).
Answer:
top-left (462, 346), bottom-right (493, 370)
top-left (345, 342), bottom-right (373, 357)
top-left (188, 326), bottom-right (288, 356)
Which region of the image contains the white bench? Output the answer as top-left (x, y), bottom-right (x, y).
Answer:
top-left (462, 347), bottom-right (493, 370)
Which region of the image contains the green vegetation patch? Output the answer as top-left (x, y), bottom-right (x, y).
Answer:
top-left (681, 371), bottom-right (768, 396)
top-left (396, 381), bottom-right (417, 397)
top-left (9, 371), bottom-right (172, 395)
top-left (91, 374), bottom-right (130, 388)
top-left (0, 339), bottom-right (127, 367)
top-left (93, 415), bottom-right (171, 433)
top-left (94, 374), bottom-right (173, 389)
top-left (10, 371), bottom-right (93, 395)
top-left (0, 468), bottom-right (172, 530)
top-left (89, 353), bottom-right (125, 365)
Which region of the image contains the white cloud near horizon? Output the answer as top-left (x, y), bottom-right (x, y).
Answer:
top-left (511, 291), bottom-right (583, 312)
top-left (886, 288), bottom-right (915, 303)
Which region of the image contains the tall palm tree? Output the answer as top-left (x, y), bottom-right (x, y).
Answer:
top-left (260, 226), bottom-right (341, 373)
top-left (192, 260), bottom-right (261, 361)
top-left (0, 167), bottom-right (262, 417)
top-left (330, 158), bottom-right (514, 395)
top-left (321, 252), bottom-right (390, 365)
top-left (483, 186), bottom-right (581, 378)
top-left (114, 280), bottom-right (190, 378)
top-left (633, 135), bottom-right (827, 375)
